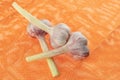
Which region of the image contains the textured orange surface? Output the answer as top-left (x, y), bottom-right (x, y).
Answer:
top-left (0, 0), bottom-right (120, 80)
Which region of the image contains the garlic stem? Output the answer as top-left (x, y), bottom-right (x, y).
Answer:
top-left (38, 36), bottom-right (59, 77)
top-left (12, 2), bottom-right (52, 34)
top-left (26, 45), bottom-right (67, 62)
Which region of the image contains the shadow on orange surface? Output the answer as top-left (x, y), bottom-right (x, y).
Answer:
top-left (0, 0), bottom-right (120, 80)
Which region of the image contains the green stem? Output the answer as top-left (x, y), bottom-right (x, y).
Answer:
top-left (26, 45), bottom-right (67, 62)
top-left (38, 36), bottom-right (59, 77)
top-left (12, 2), bottom-right (52, 34)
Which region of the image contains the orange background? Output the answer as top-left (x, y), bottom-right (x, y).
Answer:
top-left (0, 0), bottom-right (120, 80)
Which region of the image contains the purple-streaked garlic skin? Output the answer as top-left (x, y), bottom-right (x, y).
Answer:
top-left (50, 23), bottom-right (70, 48)
top-left (27, 19), bottom-right (51, 38)
top-left (67, 32), bottom-right (89, 59)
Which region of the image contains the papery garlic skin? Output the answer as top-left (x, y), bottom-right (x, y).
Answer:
top-left (27, 20), bottom-right (51, 38)
top-left (67, 32), bottom-right (89, 59)
top-left (50, 23), bottom-right (71, 48)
